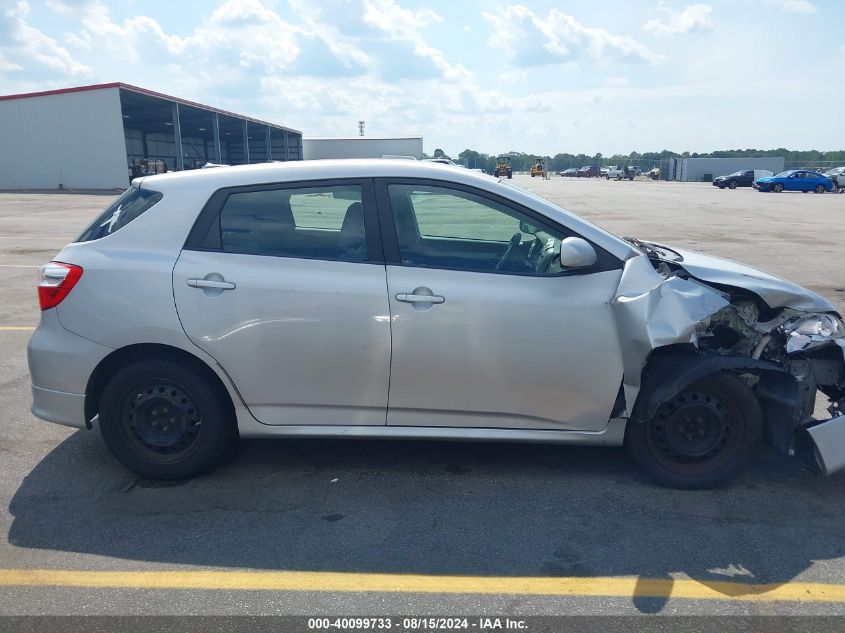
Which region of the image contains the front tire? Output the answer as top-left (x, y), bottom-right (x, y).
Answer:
top-left (99, 359), bottom-right (237, 479)
top-left (625, 372), bottom-right (762, 489)
top-left (773, 183), bottom-right (783, 193)
top-left (728, 180), bottom-right (737, 189)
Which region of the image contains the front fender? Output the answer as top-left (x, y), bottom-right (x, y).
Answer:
top-left (630, 352), bottom-right (804, 456)
top-left (630, 353), bottom-right (784, 423)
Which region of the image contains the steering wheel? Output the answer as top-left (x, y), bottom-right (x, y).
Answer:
top-left (495, 233), bottom-right (522, 272)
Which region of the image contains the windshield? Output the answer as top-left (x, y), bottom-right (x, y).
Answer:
top-left (774, 171), bottom-right (794, 178)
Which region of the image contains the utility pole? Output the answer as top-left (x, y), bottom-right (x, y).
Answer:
top-left (358, 121), bottom-right (365, 136)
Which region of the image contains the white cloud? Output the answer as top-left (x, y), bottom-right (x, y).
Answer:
top-left (605, 76), bottom-right (630, 86)
top-left (764, 0), bottom-right (817, 13)
top-left (643, 3), bottom-right (713, 37)
top-left (483, 5), bottom-right (663, 67)
top-left (62, 0), bottom-right (379, 84)
top-left (0, 0), bottom-right (92, 77)
top-left (499, 69), bottom-right (528, 84)
top-left (0, 52), bottom-right (23, 72)
top-left (362, 0), bottom-right (470, 80)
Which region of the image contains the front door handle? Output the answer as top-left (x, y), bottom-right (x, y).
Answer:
top-left (396, 292), bottom-right (445, 304)
top-left (187, 278), bottom-right (236, 290)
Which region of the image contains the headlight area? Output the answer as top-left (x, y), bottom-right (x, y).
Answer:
top-left (784, 313), bottom-right (844, 353)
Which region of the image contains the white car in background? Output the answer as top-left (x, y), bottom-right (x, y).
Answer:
top-left (422, 158), bottom-right (459, 167)
top-left (824, 167), bottom-right (845, 191)
top-left (607, 166), bottom-right (637, 180)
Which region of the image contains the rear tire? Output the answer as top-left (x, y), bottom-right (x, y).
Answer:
top-left (99, 359), bottom-right (237, 479)
top-left (814, 184), bottom-right (826, 194)
top-left (625, 372), bottom-right (762, 489)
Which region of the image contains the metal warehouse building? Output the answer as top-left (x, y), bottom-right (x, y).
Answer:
top-left (0, 83), bottom-right (302, 190)
top-left (668, 157), bottom-right (785, 182)
top-left (303, 136), bottom-right (423, 161)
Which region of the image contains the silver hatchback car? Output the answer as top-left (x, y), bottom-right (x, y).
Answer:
top-left (28, 160), bottom-right (845, 488)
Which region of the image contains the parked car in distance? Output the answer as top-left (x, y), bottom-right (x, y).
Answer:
top-left (422, 158), bottom-right (458, 167)
top-left (559, 168), bottom-right (578, 177)
top-left (599, 166), bottom-right (611, 177)
top-left (606, 166), bottom-right (637, 181)
top-left (823, 166), bottom-right (845, 191)
top-left (648, 167), bottom-right (660, 180)
top-left (576, 165), bottom-right (598, 177)
top-left (712, 170), bottom-right (773, 190)
top-left (28, 160), bottom-right (845, 489)
top-left (754, 170), bottom-right (834, 193)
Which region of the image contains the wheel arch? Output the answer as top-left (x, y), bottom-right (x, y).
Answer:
top-left (629, 348), bottom-right (802, 454)
top-left (84, 343), bottom-right (237, 426)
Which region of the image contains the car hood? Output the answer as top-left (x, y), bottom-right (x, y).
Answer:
top-left (648, 243), bottom-right (835, 312)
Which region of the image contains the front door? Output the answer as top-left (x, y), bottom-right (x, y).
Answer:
top-left (173, 180), bottom-right (391, 426)
top-left (379, 181), bottom-right (625, 432)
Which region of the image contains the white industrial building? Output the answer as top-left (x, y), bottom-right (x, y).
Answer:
top-left (668, 157), bottom-right (785, 182)
top-left (303, 136), bottom-right (423, 161)
top-left (0, 83), bottom-right (302, 190)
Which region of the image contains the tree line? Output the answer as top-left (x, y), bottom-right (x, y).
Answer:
top-left (427, 148), bottom-right (845, 173)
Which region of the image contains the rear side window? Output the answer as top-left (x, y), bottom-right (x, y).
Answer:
top-left (216, 185), bottom-right (366, 261)
top-left (76, 188), bottom-right (162, 242)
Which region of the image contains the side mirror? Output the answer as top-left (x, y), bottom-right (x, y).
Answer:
top-left (560, 237), bottom-right (597, 269)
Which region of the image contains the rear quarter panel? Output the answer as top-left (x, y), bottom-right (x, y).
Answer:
top-left (52, 183), bottom-right (257, 427)
top-left (54, 185), bottom-right (205, 349)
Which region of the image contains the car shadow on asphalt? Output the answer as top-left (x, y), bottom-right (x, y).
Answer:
top-left (8, 429), bottom-right (845, 613)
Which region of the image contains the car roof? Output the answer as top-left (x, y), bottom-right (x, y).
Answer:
top-left (133, 159), bottom-right (491, 192)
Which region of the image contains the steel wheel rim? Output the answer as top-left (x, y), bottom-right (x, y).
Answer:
top-left (646, 389), bottom-right (743, 475)
top-left (121, 379), bottom-right (204, 462)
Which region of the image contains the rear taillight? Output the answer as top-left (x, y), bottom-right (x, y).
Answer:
top-left (38, 262), bottom-right (83, 311)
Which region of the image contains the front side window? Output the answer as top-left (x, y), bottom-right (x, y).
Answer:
top-left (218, 185), bottom-right (366, 261)
top-left (387, 183), bottom-right (569, 275)
top-left (76, 187), bottom-right (162, 242)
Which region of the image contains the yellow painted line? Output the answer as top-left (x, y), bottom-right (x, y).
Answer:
top-left (0, 326), bottom-right (35, 331)
top-left (0, 264), bottom-right (37, 268)
top-left (0, 569), bottom-right (844, 603)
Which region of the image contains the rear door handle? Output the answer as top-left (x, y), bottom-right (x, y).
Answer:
top-left (187, 278), bottom-right (236, 290)
top-left (396, 293), bottom-right (445, 304)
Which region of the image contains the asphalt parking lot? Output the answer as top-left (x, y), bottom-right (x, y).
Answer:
top-left (1, 176), bottom-right (844, 617)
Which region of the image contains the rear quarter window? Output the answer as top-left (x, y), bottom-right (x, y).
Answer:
top-left (76, 188), bottom-right (163, 242)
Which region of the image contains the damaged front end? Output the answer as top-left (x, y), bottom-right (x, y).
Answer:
top-left (615, 240), bottom-right (845, 476)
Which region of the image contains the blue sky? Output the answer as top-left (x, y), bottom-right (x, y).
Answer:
top-left (0, 0), bottom-right (841, 156)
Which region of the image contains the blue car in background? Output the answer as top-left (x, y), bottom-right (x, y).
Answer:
top-left (754, 169), bottom-right (834, 193)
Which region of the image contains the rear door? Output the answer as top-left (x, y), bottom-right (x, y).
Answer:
top-left (173, 179), bottom-right (391, 426)
top-left (376, 179), bottom-right (625, 432)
